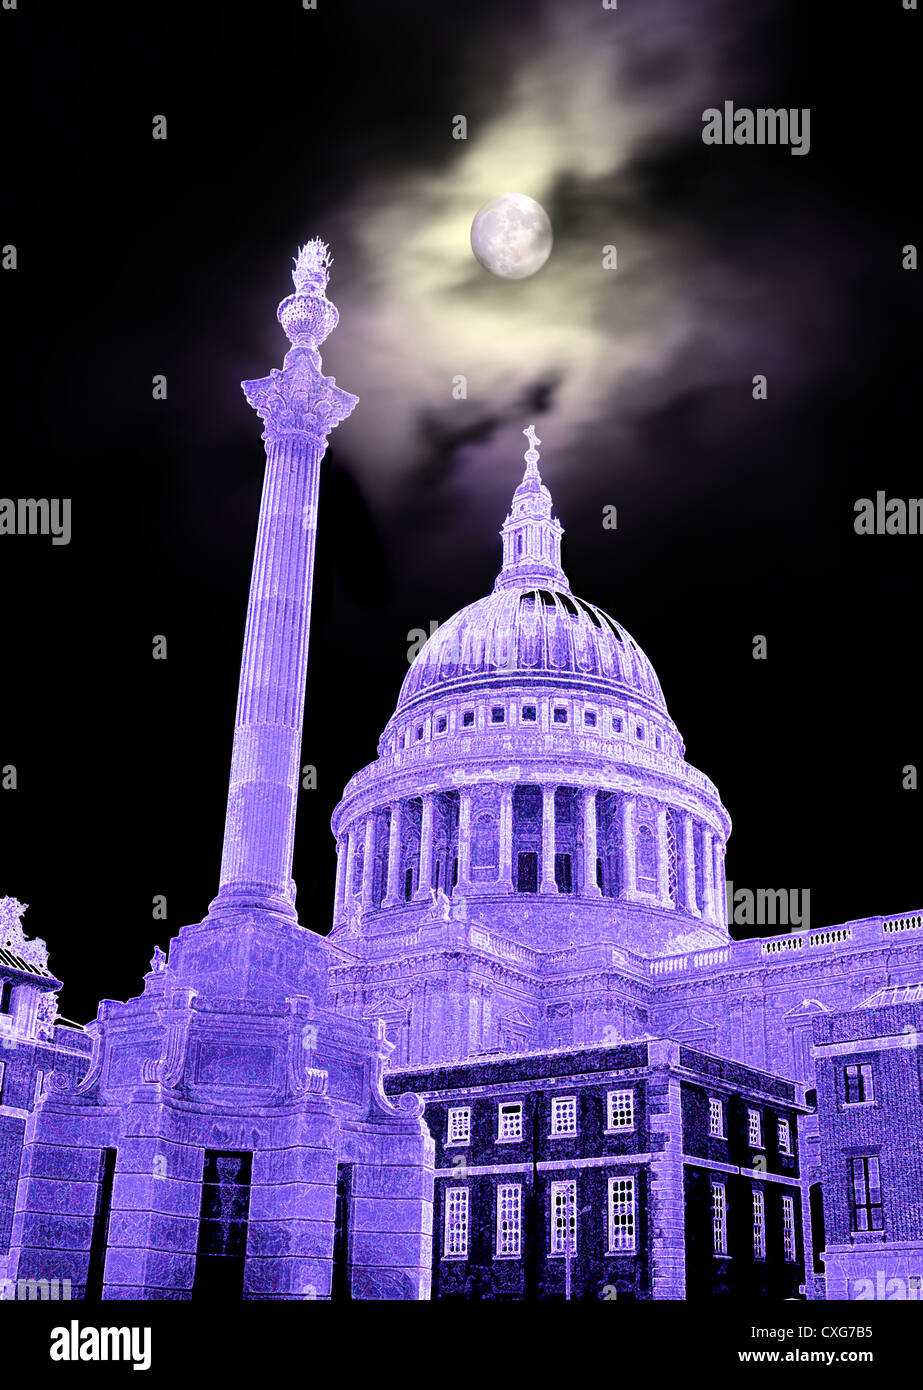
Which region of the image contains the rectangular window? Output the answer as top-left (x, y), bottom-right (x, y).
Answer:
top-left (521, 704), bottom-right (537, 722)
top-left (753, 1190), bottom-right (766, 1260)
top-left (613, 714), bottom-right (623, 733)
top-left (748, 1108), bottom-right (763, 1148)
top-left (584, 710), bottom-right (597, 727)
top-left (550, 1096), bottom-right (577, 1136)
top-left (415, 725), bottom-right (424, 741)
top-left (444, 1187), bottom-right (470, 1258)
top-left (491, 706), bottom-right (506, 724)
top-left (782, 1193), bottom-right (797, 1261)
top-left (194, 1150), bottom-right (253, 1299)
top-left (778, 1118), bottom-right (792, 1154)
top-left (435, 715), bottom-right (447, 734)
top-left (709, 1097), bottom-right (725, 1138)
top-left (447, 1106), bottom-right (471, 1145)
top-left (0, 1060), bottom-right (5, 1103)
top-left (635, 723), bottom-right (645, 741)
top-left (0, 981), bottom-right (12, 1014)
top-left (462, 710), bottom-right (475, 728)
top-left (851, 1156), bottom-right (884, 1233)
top-left (607, 1089), bottom-right (635, 1131)
top-left (550, 1179), bottom-right (577, 1255)
top-left (553, 707), bottom-right (568, 724)
top-left (498, 1102), bottom-right (523, 1141)
top-left (607, 1177), bottom-right (637, 1253)
top-left (496, 1184), bottom-right (522, 1258)
top-left (84, 1147), bottom-right (117, 1302)
top-left (845, 1063), bottom-right (874, 1104)
top-left (712, 1181), bottom-right (728, 1256)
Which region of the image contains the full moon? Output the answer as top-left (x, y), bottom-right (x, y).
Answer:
top-left (470, 193), bottom-right (553, 280)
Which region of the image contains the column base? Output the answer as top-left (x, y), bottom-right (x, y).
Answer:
top-left (207, 884), bottom-right (298, 924)
top-left (539, 880), bottom-right (559, 896)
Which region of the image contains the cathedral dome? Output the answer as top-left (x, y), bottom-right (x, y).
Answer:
top-left (397, 587), bottom-right (667, 713)
top-left (397, 422), bottom-right (666, 716)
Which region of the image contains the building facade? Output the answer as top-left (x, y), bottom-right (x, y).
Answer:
top-left (0, 897), bottom-right (93, 1289)
top-left (385, 1038), bottom-right (807, 1300)
top-left (814, 987), bottom-right (923, 1300)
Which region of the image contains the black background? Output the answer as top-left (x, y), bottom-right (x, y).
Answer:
top-left (0, 0), bottom-right (919, 1024)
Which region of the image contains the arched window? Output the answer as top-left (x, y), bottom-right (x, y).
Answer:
top-left (636, 824), bottom-right (656, 888)
top-left (472, 813), bottom-right (499, 874)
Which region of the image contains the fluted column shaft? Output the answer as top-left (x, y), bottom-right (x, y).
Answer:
top-left (344, 829), bottom-right (359, 912)
top-left (621, 796), bottom-right (637, 898)
top-left (684, 813), bottom-right (700, 917)
top-left (498, 784), bottom-right (514, 891)
top-left (333, 835), bottom-right (348, 925)
top-left (458, 790), bottom-right (472, 888)
top-left (702, 827), bottom-right (716, 924)
top-left (215, 434), bottom-right (322, 916)
top-left (361, 813), bottom-right (378, 911)
top-left (582, 789), bottom-right (601, 897)
top-left (415, 794), bottom-right (436, 898)
top-left (384, 802), bottom-right (403, 906)
top-left (715, 841), bottom-right (727, 927)
top-left (540, 784), bottom-right (558, 893)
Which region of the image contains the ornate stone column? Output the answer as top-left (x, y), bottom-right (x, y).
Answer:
top-left (684, 813), bottom-right (700, 917)
top-left (210, 240), bottom-right (358, 922)
top-left (581, 789), bottom-right (601, 897)
top-left (361, 813), bottom-right (378, 911)
top-left (540, 784), bottom-right (558, 894)
top-left (383, 801), bottom-right (403, 907)
top-left (414, 793), bottom-right (436, 899)
top-left (457, 789), bottom-right (472, 890)
top-left (498, 783), bottom-right (514, 892)
top-left (702, 827), bottom-right (716, 924)
top-left (344, 828), bottom-right (359, 914)
top-left (332, 835), bottom-right (348, 925)
top-left (620, 796), bottom-right (637, 899)
top-left (656, 804), bottom-right (672, 908)
top-left (714, 840), bottom-right (727, 928)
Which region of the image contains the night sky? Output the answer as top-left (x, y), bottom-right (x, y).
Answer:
top-left (1, 0), bottom-right (919, 1024)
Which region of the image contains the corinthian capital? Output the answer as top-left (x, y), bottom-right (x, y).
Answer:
top-left (243, 346), bottom-right (358, 446)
